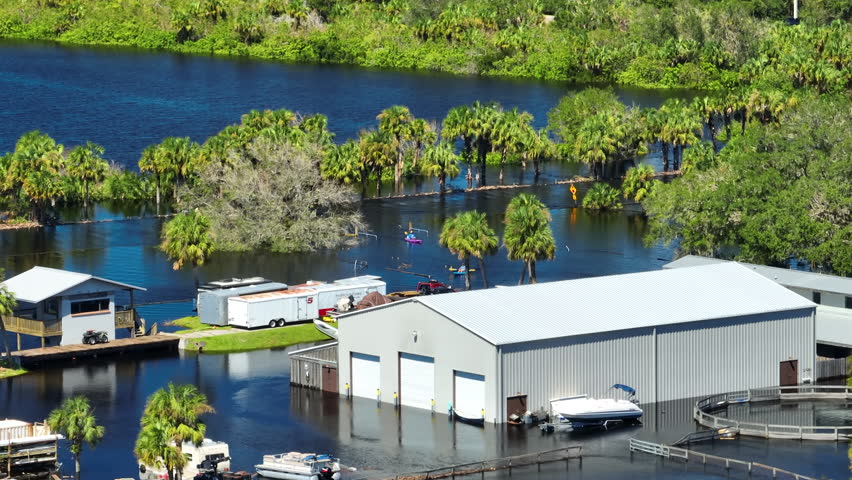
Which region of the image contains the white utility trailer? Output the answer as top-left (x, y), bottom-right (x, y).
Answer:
top-left (227, 289), bottom-right (319, 329)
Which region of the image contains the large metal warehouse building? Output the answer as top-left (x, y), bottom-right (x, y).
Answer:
top-left (337, 263), bottom-right (816, 424)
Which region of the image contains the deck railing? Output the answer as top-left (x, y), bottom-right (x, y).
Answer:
top-left (0, 315), bottom-right (62, 337)
top-left (114, 309), bottom-right (137, 329)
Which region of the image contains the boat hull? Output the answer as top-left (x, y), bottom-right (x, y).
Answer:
top-left (404, 239), bottom-right (422, 244)
top-left (312, 319), bottom-right (339, 340)
top-left (452, 408), bottom-right (484, 427)
top-left (256, 467), bottom-right (341, 480)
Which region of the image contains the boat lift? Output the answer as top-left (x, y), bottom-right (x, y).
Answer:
top-left (400, 222), bottom-right (429, 236)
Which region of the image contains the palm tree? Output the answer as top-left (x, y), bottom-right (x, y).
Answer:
top-left (358, 130), bottom-right (395, 196)
top-left (622, 164), bottom-right (657, 202)
top-left (136, 383), bottom-right (214, 480)
top-left (322, 140), bottom-right (363, 190)
top-left (0, 269), bottom-right (17, 363)
top-left (493, 109), bottom-right (533, 185)
top-left (691, 96), bottom-right (721, 152)
top-left (408, 118), bottom-right (436, 172)
top-left (439, 211), bottom-right (498, 290)
top-left (582, 183), bottom-right (623, 210)
top-left (376, 106), bottom-right (413, 193)
top-left (47, 396), bottom-right (105, 480)
top-left (160, 210), bottom-right (215, 290)
top-left (139, 145), bottom-right (169, 209)
top-left (442, 105), bottom-right (475, 187)
top-left (159, 137), bottom-right (201, 203)
top-left (421, 142), bottom-right (460, 193)
top-left (67, 142), bottom-right (109, 211)
top-left (470, 102), bottom-right (500, 186)
top-left (573, 115), bottom-right (617, 179)
top-left (503, 193), bottom-right (555, 284)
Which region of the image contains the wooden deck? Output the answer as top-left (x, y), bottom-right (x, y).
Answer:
top-left (10, 335), bottom-right (179, 367)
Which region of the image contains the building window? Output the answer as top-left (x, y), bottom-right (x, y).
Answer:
top-left (45, 299), bottom-right (58, 315)
top-left (70, 299), bottom-right (110, 316)
top-left (812, 292), bottom-right (821, 304)
top-left (846, 296), bottom-right (852, 309)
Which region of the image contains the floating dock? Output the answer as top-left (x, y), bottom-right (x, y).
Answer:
top-left (10, 335), bottom-right (179, 367)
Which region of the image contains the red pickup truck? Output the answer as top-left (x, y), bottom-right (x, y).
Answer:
top-left (417, 280), bottom-right (455, 295)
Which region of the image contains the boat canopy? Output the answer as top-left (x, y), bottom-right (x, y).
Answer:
top-left (612, 384), bottom-right (636, 395)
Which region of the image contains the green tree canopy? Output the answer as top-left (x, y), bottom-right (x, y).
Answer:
top-left (439, 210), bottom-right (498, 290)
top-left (644, 95), bottom-right (852, 274)
top-left (503, 193), bottom-right (556, 284)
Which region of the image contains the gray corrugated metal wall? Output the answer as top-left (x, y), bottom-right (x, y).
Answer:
top-left (500, 329), bottom-right (656, 417)
top-left (656, 309), bottom-right (814, 401)
top-left (499, 308), bottom-right (814, 422)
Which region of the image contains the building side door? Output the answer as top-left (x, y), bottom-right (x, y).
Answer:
top-left (780, 360), bottom-right (798, 392)
top-left (506, 395), bottom-right (527, 420)
top-left (322, 365), bottom-right (338, 393)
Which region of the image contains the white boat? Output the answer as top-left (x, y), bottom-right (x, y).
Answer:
top-left (312, 319), bottom-right (339, 340)
top-left (139, 438), bottom-right (230, 480)
top-left (256, 452), bottom-right (342, 480)
top-left (550, 395), bottom-right (643, 427)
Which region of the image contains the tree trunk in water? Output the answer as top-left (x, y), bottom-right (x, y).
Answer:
top-left (499, 150), bottom-right (506, 185)
top-left (463, 258), bottom-right (471, 290)
top-left (376, 169), bottom-right (382, 197)
top-left (395, 149), bottom-right (403, 194)
top-left (533, 158), bottom-right (540, 182)
top-left (75, 456), bottom-right (80, 480)
top-left (155, 176), bottom-right (161, 213)
top-left (528, 260), bottom-right (537, 284)
top-left (723, 113), bottom-right (732, 140)
top-left (518, 263), bottom-right (527, 285)
top-left (661, 143), bottom-right (670, 172)
top-left (707, 121), bottom-right (718, 152)
top-left (740, 111), bottom-right (746, 134)
top-left (0, 319), bottom-right (13, 364)
top-left (83, 181), bottom-right (89, 211)
top-left (478, 257), bottom-right (488, 289)
top-left (439, 174), bottom-right (446, 193)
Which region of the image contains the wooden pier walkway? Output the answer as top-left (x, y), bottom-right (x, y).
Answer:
top-left (10, 335), bottom-right (179, 367)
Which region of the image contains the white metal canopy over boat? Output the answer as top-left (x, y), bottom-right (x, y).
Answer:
top-left (256, 452), bottom-right (342, 480)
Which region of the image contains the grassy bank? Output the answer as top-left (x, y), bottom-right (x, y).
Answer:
top-left (0, 366), bottom-right (28, 379)
top-left (168, 316), bottom-right (231, 334)
top-left (2, 0), bottom-right (849, 90)
top-left (199, 323), bottom-right (334, 353)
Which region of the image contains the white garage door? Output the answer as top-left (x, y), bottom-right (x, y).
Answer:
top-left (454, 371), bottom-right (486, 419)
top-left (400, 353), bottom-right (435, 410)
top-left (351, 353), bottom-right (381, 399)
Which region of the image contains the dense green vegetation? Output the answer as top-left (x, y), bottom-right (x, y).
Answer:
top-left (643, 94), bottom-right (852, 274)
top-left (3, 0), bottom-right (852, 90)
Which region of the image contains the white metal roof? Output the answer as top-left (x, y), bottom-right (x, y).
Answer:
top-left (0, 266), bottom-right (146, 304)
top-left (407, 263), bottom-right (815, 346)
top-left (664, 255), bottom-right (852, 296)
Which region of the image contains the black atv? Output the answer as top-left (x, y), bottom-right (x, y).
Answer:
top-left (82, 329), bottom-right (109, 345)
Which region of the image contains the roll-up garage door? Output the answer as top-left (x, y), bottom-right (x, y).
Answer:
top-left (399, 353), bottom-right (435, 410)
top-left (453, 371), bottom-right (486, 418)
top-left (351, 352), bottom-right (381, 399)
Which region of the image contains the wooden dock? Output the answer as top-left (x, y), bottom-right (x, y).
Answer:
top-left (10, 335), bottom-right (179, 367)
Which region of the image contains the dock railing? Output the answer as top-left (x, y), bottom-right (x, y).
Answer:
top-left (628, 438), bottom-right (817, 480)
top-left (384, 446), bottom-right (582, 480)
top-left (693, 385), bottom-right (852, 440)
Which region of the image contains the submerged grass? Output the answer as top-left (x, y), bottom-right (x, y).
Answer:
top-left (199, 322), bottom-right (334, 353)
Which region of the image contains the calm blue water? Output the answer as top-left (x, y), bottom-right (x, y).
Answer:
top-left (0, 40), bottom-right (692, 175)
top-left (0, 41), bottom-right (844, 480)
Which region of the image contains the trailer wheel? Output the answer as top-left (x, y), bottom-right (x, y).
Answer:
top-left (268, 320), bottom-right (277, 328)
top-left (276, 319), bottom-right (285, 327)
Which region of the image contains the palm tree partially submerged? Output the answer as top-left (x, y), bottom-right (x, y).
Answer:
top-left (439, 211), bottom-right (498, 290)
top-left (503, 194), bottom-right (556, 284)
top-left (47, 396), bottom-right (105, 480)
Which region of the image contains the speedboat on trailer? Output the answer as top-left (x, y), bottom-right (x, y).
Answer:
top-left (256, 452), bottom-right (341, 480)
top-left (550, 394), bottom-right (643, 428)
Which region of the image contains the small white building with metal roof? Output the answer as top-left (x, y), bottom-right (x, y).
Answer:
top-left (664, 255), bottom-right (852, 351)
top-left (336, 263), bottom-right (816, 423)
top-left (1, 266), bottom-right (146, 347)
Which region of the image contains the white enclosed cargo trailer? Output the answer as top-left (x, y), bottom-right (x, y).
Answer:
top-left (227, 289), bottom-right (319, 329)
